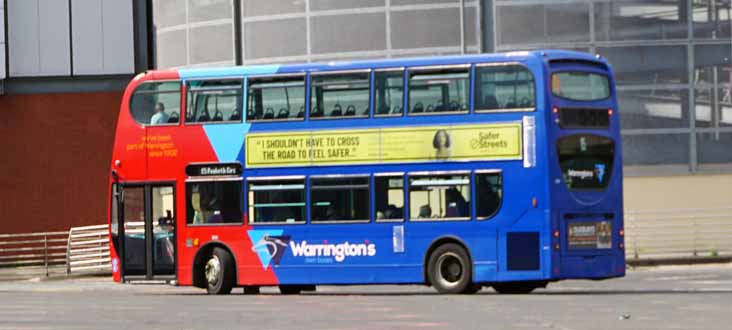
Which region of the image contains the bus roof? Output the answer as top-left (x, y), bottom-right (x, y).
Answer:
top-left (174, 49), bottom-right (606, 80)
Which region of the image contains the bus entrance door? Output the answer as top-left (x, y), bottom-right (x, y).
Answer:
top-left (118, 183), bottom-right (176, 281)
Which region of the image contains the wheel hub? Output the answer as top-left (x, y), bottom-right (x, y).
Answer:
top-left (205, 255), bottom-right (221, 286)
top-left (437, 253), bottom-right (463, 287)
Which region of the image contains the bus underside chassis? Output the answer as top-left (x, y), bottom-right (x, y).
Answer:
top-left (197, 242), bottom-right (546, 295)
top-left (425, 243), bottom-right (549, 294)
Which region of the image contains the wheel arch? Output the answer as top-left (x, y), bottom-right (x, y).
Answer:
top-left (422, 235), bottom-right (474, 285)
top-left (191, 241), bottom-right (239, 288)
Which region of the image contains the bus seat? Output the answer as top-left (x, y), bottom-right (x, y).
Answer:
top-left (413, 102), bottom-right (424, 113)
top-left (331, 104), bottom-right (343, 117)
top-left (378, 105), bottom-right (390, 114)
top-left (483, 95), bottom-right (499, 109)
top-left (229, 111), bottom-right (241, 121)
top-left (277, 108), bottom-right (290, 119)
top-left (345, 105), bottom-right (356, 116)
top-left (212, 110), bottom-right (224, 121)
top-left (197, 110), bottom-right (211, 122)
top-left (311, 105), bottom-right (324, 118)
top-left (167, 112), bottom-right (179, 123)
top-left (448, 101), bottom-right (460, 111)
top-left (263, 107), bottom-right (275, 120)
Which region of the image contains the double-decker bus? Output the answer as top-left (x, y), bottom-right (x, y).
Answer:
top-left (108, 50), bottom-right (624, 295)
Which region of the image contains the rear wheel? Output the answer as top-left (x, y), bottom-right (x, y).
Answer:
top-left (427, 243), bottom-right (473, 294)
top-left (205, 247), bottom-right (235, 295)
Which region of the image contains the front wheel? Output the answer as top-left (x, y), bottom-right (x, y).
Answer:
top-left (205, 247), bottom-right (235, 295)
top-left (427, 243), bottom-right (473, 294)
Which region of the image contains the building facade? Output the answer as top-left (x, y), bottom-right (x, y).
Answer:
top-left (2, 0), bottom-right (731, 233)
top-left (151, 0), bottom-right (732, 211)
top-left (0, 0), bottom-right (153, 233)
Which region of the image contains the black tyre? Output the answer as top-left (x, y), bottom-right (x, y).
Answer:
top-left (279, 285), bottom-right (303, 295)
top-left (492, 281), bottom-right (546, 294)
top-left (427, 243), bottom-right (473, 294)
top-left (205, 247), bottom-right (235, 295)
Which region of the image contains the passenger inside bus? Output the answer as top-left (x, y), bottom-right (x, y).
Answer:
top-left (150, 102), bottom-right (169, 125)
top-left (445, 188), bottom-right (469, 218)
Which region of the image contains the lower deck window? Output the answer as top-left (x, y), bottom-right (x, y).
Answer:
top-left (186, 180), bottom-right (242, 224)
top-left (475, 172), bottom-right (502, 219)
top-left (248, 179), bottom-right (306, 224)
top-left (311, 177), bottom-right (370, 222)
top-left (409, 174), bottom-right (471, 220)
top-left (375, 175), bottom-right (405, 221)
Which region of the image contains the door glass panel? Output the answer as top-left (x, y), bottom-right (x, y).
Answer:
top-left (152, 186), bottom-right (175, 275)
top-left (111, 184), bottom-right (120, 254)
top-left (122, 187), bottom-right (146, 275)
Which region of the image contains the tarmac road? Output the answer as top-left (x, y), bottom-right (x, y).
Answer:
top-left (0, 263), bottom-right (730, 330)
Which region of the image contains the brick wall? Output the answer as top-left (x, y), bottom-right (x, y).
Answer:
top-left (0, 92), bottom-right (122, 233)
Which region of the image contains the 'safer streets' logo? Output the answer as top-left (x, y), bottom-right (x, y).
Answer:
top-left (247, 230), bottom-right (377, 270)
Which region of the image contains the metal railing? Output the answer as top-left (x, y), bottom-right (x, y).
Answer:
top-left (2, 208), bottom-right (732, 280)
top-left (0, 231), bottom-right (69, 278)
top-left (625, 208), bottom-right (732, 260)
top-left (66, 224), bottom-right (111, 275)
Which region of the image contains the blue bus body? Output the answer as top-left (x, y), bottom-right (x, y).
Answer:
top-left (113, 50), bottom-right (624, 293)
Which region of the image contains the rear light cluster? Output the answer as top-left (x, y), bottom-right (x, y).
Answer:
top-left (553, 230), bottom-right (560, 250)
top-left (618, 228), bottom-right (624, 250)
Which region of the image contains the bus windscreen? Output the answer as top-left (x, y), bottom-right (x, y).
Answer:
top-left (557, 134), bottom-right (614, 190)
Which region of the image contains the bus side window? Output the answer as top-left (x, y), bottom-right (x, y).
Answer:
top-left (129, 82), bottom-right (181, 126)
top-left (310, 72), bottom-right (370, 119)
top-left (475, 172), bottom-right (502, 219)
top-left (247, 76), bottom-right (306, 122)
top-left (374, 70), bottom-right (404, 117)
top-left (310, 176), bottom-right (370, 222)
top-left (186, 181), bottom-right (243, 225)
top-left (374, 175), bottom-right (404, 221)
top-left (409, 174), bottom-right (471, 221)
top-left (408, 67), bottom-right (469, 115)
top-left (474, 64), bottom-right (535, 111)
top-left (248, 178), bottom-right (306, 224)
top-left (187, 79), bottom-right (243, 124)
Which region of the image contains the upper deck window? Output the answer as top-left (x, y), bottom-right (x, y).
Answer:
top-left (374, 70), bottom-right (404, 117)
top-left (247, 75), bottom-right (306, 121)
top-left (129, 82), bottom-right (181, 126)
top-left (552, 72), bottom-right (610, 101)
top-left (408, 67), bottom-right (469, 115)
top-left (310, 72), bottom-right (370, 119)
top-left (187, 79), bottom-right (243, 124)
top-left (475, 64), bottom-right (535, 111)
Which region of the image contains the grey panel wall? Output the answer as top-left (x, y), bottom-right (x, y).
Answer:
top-left (153, 0), bottom-right (480, 68)
top-left (1, 1), bottom-right (5, 80)
top-left (154, 0), bottom-right (236, 68)
top-left (8, 0), bottom-right (71, 77)
top-left (71, 0), bottom-right (134, 75)
top-left (494, 0), bottom-right (732, 174)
